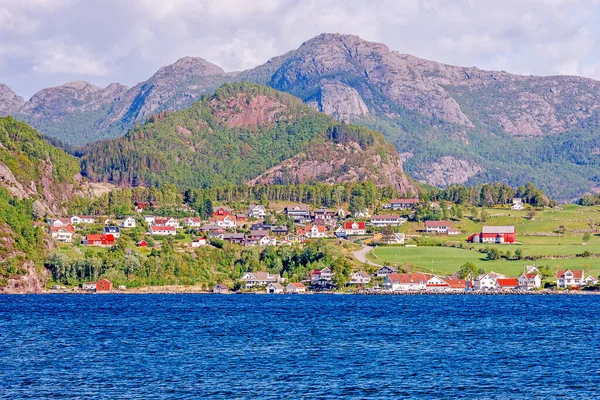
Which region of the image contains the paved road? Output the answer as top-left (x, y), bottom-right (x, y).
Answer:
top-left (352, 246), bottom-right (383, 267)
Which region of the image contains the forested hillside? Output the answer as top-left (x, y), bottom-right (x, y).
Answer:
top-left (82, 83), bottom-right (415, 194)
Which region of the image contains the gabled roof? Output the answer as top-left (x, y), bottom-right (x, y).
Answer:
top-left (556, 269), bottom-right (584, 279)
top-left (269, 283), bottom-right (284, 289)
top-left (344, 221), bottom-right (366, 230)
top-left (424, 220), bottom-right (453, 228)
top-left (353, 271), bottom-right (370, 278)
top-left (151, 225), bottom-right (176, 231)
top-left (289, 282), bottom-right (306, 288)
top-left (496, 278), bottom-right (519, 287)
top-left (386, 273), bottom-right (430, 284)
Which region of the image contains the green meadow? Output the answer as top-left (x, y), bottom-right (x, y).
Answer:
top-left (369, 204), bottom-right (600, 277)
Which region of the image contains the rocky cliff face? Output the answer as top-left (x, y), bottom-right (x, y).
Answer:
top-left (0, 84), bottom-right (25, 116)
top-left (105, 57), bottom-right (231, 132)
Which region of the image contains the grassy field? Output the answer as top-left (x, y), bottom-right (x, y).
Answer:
top-left (369, 204), bottom-right (600, 277)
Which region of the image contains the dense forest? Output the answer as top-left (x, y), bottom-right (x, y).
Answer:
top-left (45, 239), bottom-right (356, 289)
top-left (0, 117), bottom-right (80, 185)
top-left (0, 188), bottom-right (45, 286)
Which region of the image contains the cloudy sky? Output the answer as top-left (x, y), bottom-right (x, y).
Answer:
top-left (1, 0), bottom-right (599, 98)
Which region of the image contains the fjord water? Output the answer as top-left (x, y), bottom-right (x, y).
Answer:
top-left (1, 295), bottom-right (599, 399)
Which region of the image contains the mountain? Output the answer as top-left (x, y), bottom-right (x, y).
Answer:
top-left (0, 117), bottom-right (81, 292)
top-left (0, 84), bottom-right (25, 116)
top-left (5, 33), bottom-right (600, 198)
top-left (240, 34), bottom-right (600, 199)
top-left (81, 82), bottom-right (415, 194)
top-left (0, 116), bottom-right (94, 215)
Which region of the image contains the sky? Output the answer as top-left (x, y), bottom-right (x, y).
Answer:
top-left (1, 0), bottom-right (600, 98)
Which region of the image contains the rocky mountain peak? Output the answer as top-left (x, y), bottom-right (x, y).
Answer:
top-left (0, 84), bottom-right (25, 116)
top-left (151, 56), bottom-right (225, 81)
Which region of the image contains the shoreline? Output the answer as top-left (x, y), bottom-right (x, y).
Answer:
top-left (3, 289), bottom-right (600, 296)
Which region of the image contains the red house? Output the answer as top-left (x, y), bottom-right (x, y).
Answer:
top-left (96, 278), bottom-right (113, 292)
top-left (85, 234), bottom-right (115, 247)
top-left (137, 240), bottom-right (148, 247)
top-left (212, 206), bottom-right (230, 217)
top-left (469, 226), bottom-right (516, 244)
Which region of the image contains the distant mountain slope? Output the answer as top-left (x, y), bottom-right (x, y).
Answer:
top-left (0, 84), bottom-right (25, 116)
top-left (81, 83), bottom-right (415, 194)
top-left (5, 33), bottom-right (600, 198)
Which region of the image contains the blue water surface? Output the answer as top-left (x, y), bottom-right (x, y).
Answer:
top-left (1, 294), bottom-right (599, 399)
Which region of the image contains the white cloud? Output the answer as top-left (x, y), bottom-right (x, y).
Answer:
top-left (1, 0), bottom-right (600, 97)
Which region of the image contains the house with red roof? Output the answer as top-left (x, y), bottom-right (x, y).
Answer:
top-left (344, 221), bottom-right (366, 235)
top-left (496, 278), bottom-right (519, 290)
top-left (518, 273), bottom-right (542, 290)
top-left (297, 225), bottom-right (326, 238)
top-left (212, 206), bottom-right (230, 217)
top-left (184, 217), bottom-right (202, 227)
top-left (84, 234), bottom-right (114, 247)
top-left (50, 224), bottom-right (75, 243)
top-left (209, 215), bottom-right (237, 229)
top-left (370, 215), bottom-right (404, 227)
top-left (383, 273), bottom-right (430, 291)
top-left (556, 270), bottom-right (585, 288)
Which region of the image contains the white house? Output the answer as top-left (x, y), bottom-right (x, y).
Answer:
top-left (344, 222), bottom-right (366, 236)
top-left (474, 273), bottom-right (506, 291)
top-left (209, 215), bottom-right (237, 229)
top-left (349, 271), bottom-right (371, 285)
top-left (384, 233), bottom-right (405, 245)
top-left (150, 226), bottom-right (177, 236)
top-left (584, 275), bottom-right (599, 286)
top-left (370, 215), bottom-right (404, 227)
top-left (71, 215), bottom-right (95, 225)
top-left (511, 198), bottom-right (524, 210)
top-left (286, 282), bottom-right (307, 294)
top-left (248, 204), bottom-right (267, 218)
top-left (103, 226), bottom-right (121, 239)
top-left (298, 225), bottom-right (326, 239)
top-left (191, 238), bottom-right (207, 248)
top-left (383, 273), bottom-right (429, 291)
top-left (184, 217), bottom-right (202, 227)
top-left (259, 236), bottom-right (277, 246)
top-left (155, 217), bottom-right (180, 228)
top-left (556, 269), bottom-right (585, 288)
top-left (121, 216), bottom-right (137, 228)
top-left (518, 273), bottom-right (542, 290)
top-left (144, 215), bottom-right (155, 225)
top-left (267, 282), bottom-right (284, 294)
top-left (241, 272), bottom-right (281, 288)
top-left (354, 209), bottom-right (371, 219)
top-left (426, 275), bottom-right (450, 292)
top-left (50, 226), bottom-right (74, 243)
top-left (424, 220), bottom-right (458, 234)
top-left (374, 265), bottom-right (398, 277)
top-left (81, 282), bottom-right (96, 290)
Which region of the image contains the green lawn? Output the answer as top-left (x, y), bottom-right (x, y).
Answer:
top-left (369, 246), bottom-right (600, 277)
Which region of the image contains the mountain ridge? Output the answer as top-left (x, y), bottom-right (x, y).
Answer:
top-left (4, 33), bottom-right (600, 198)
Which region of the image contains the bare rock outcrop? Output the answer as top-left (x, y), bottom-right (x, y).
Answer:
top-left (416, 156), bottom-right (484, 186)
top-left (0, 84), bottom-right (25, 116)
